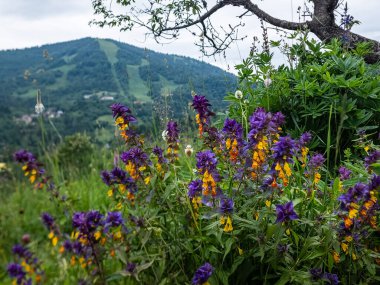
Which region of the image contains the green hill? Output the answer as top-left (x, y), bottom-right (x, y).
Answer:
top-left (0, 38), bottom-right (236, 157)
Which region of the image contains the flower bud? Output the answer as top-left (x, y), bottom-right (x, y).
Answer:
top-left (264, 78), bottom-right (272, 87)
top-left (234, 90), bottom-right (243, 100)
top-left (185, 145), bottom-right (194, 157)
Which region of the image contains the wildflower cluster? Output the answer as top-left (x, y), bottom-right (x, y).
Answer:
top-left (40, 210), bottom-right (126, 277)
top-left (41, 213), bottom-right (60, 247)
top-left (165, 120), bottom-right (180, 161)
top-left (335, 150), bottom-right (380, 263)
top-left (7, 244), bottom-right (43, 284)
top-left (9, 96), bottom-right (380, 284)
top-left (110, 103), bottom-right (140, 145)
top-left (192, 94), bottom-right (215, 138)
top-left (337, 175), bottom-right (379, 261)
top-left (13, 150), bottom-right (52, 190)
top-left (222, 118), bottom-right (243, 163)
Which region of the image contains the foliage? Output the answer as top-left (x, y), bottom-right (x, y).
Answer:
top-left (229, 34), bottom-right (380, 167)
top-left (2, 98), bottom-right (380, 284)
top-left (57, 133), bottom-right (94, 176)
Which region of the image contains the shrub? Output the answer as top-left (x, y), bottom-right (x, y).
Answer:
top-left (229, 34), bottom-right (380, 168)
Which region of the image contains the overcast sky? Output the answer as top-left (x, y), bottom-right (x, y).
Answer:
top-left (0, 0), bottom-right (379, 71)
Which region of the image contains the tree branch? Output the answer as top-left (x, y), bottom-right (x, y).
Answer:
top-left (243, 0), bottom-right (309, 31)
top-left (156, 0), bottom-right (229, 35)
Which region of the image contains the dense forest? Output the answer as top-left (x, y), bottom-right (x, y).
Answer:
top-left (0, 38), bottom-right (236, 159)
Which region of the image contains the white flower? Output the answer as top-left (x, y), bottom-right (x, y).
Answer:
top-left (234, 90), bottom-right (243, 100)
top-left (35, 103), bottom-right (45, 114)
top-left (264, 78), bottom-right (272, 87)
top-left (185, 145), bottom-right (194, 157)
top-left (35, 89), bottom-right (45, 114)
top-left (162, 130), bottom-right (168, 141)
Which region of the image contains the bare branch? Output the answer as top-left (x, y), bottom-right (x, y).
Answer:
top-left (243, 0), bottom-right (309, 31)
top-left (157, 0), bottom-right (229, 35)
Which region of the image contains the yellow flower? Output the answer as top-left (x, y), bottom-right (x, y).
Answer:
top-left (52, 236), bottom-right (58, 247)
top-left (94, 231), bottom-right (102, 240)
top-left (113, 231), bottom-right (122, 240)
top-left (116, 202), bottom-right (122, 210)
top-left (341, 242), bottom-right (348, 253)
top-left (283, 162), bottom-right (292, 177)
top-left (352, 253), bottom-right (357, 260)
top-left (223, 216), bottom-right (233, 232)
top-left (345, 236), bottom-right (353, 242)
top-left (313, 172), bottom-right (321, 184)
top-left (265, 200), bottom-right (271, 208)
top-left (119, 184), bottom-right (126, 193)
top-left (107, 189), bottom-right (113, 197)
top-left (29, 175), bottom-right (36, 184)
top-left (48, 231), bottom-right (54, 239)
top-left (333, 251), bottom-right (340, 263)
top-left (226, 138), bottom-right (231, 150)
top-left (348, 208), bottom-right (358, 219)
top-left (144, 176), bottom-right (151, 185)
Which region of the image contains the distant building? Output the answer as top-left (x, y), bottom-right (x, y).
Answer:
top-left (100, 96), bottom-right (114, 101)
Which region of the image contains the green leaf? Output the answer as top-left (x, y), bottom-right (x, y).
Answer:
top-left (223, 238), bottom-right (234, 262)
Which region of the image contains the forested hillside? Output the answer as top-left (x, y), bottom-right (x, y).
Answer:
top-left (0, 38), bottom-right (236, 158)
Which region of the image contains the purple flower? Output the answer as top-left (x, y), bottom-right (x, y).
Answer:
top-left (126, 262), bottom-right (136, 274)
top-left (364, 150), bottom-right (380, 169)
top-left (111, 167), bottom-right (127, 184)
top-left (272, 112), bottom-right (285, 127)
top-left (192, 262), bottom-right (214, 285)
top-left (248, 108), bottom-right (284, 139)
top-left (192, 95), bottom-right (214, 121)
top-left (120, 147), bottom-right (149, 168)
top-left (105, 212), bottom-right (124, 229)
top-left (369, 175), bottom-right (380, 191)
top-left (271, 135), bottom-right (296, 164)
top-left (219, 198), bottom-right (234, 214)
top-left (85, 211), bottom-right (104, 230)
top-left (323, 273), bottom-right (339, 285)
top-left (196, 150), bottom-right (218, 174)
top-left (13, 150), bottom-right (36, 163)
top-left (110, 103), bottom-right (137, 123)
top-left (275, 201), bottom-right (299, 223)
top-left (310, 268), bottom-right (323, 280)
top-left (338, 166), bottom-right (351, 180)
top-left (12, 245), bottom-right (32, 259)
top-left (188, 179), bottom-right (203, 198)
top-left (41, 212), bottom-right (55, 230)
top-left (222, 118), bottom-right (243, 140)
top-left (72, 211), bottom-right (104, 235)
top-left (338, 182), bottom-right (370, 210)
top-left (7, 263), bottom-right (26, 280)
top-left (166, 121), bottom-right (180, 144)
top-left (299, 132), bottom-right (312, 146)
top-left (153, 146), bottom-right (167, 164)
top-left (309, 153), bottom-right (325, 169)
top-left (100, 170), bottom-right (112, 186)
top-left (63, 240), bottom-right (73, 252)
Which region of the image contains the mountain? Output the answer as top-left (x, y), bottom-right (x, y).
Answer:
top-left (0, 38), bottom-right (236, 157)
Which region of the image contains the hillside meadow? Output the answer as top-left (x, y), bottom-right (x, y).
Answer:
top-left (1, 35), bottom-right (380, 284)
